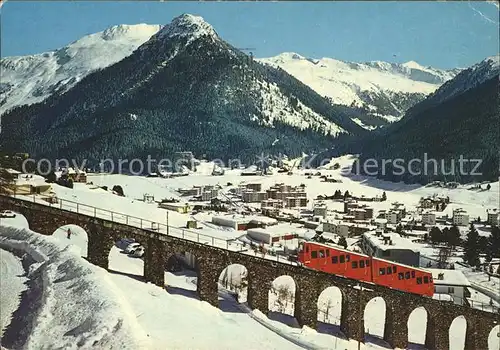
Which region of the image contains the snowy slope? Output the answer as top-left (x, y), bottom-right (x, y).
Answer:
top-left (258, 53), bottom-right (460, 128)
top-left (0, 225), bottom-right (151, 349)
top-left (253, 79), bottom-right (347, 136)
top-left (410, 55), bottom-right (500, 111)
top-left (0, 24), bottom-right (161, 115)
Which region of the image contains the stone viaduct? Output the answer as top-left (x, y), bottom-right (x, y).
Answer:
top-left (0, 195), bottom-right (498, 350)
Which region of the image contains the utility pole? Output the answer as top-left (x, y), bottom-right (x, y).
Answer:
top-left (358, 286), bottom-right (362, 350)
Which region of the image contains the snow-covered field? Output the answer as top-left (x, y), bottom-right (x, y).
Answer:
top-left (0, 224), bottom-right (150, 349)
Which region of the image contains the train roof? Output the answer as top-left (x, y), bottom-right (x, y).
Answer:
top-left (303, 240), bottom-right (369, 258)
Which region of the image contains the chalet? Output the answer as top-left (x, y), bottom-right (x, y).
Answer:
top-left (159, 202), bottom-right (192, 214)
top-left (57, 167), bottom-right (87, 183)
top-left (313, 204), bottom-right (327, 218)
top-left (1, 172), bottom-right (52, 195)
top-left (429, 269), bottom-right (471, 306)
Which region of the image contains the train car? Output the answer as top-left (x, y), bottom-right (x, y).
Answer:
top-left (297, 241), bottom-right (434, 297)
top-left (370, 257), bottom-right (433, 296)
top-left (297, 241), bottom-right (373, 283)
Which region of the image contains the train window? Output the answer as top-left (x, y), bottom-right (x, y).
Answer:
top-left (379, 268), bottom-right (385, 275)
top-left (340, 255), bottom-right (345, 263)
top-left (424, 276), bottom-right (429, 284)
top-left (398, 273), bottom-right (404, 280)
top-left (411, 271), bottom-right (415, 278)
top-left (393, 266), bottom-right (397, 273)
top-left (448, 287), bottom-right (454, 293)
top-left (332, 256), bottom-right (338, 264)
top-left (405, 272), bottom-right (410, 279)
top-left (360, 260), bottom-right (365, 268)
top-left (417, 277), bottom-right (422, 284)
top-left (311, 251), bottom-right (318, 259)
top-left (326, 250), bottom-right (330, 257)
top-left (386, 267), bottom-right (392, 274)
top-left (365, 259), bottom-right (370, 267)
top-left (352, 261), bottom-right (358, 268)
top-left (306, 246), bottom-right (309, 253)
top-left (346, 255), bottom-right (351, 262)
top-left (319, 250), bottom-right (325, 258)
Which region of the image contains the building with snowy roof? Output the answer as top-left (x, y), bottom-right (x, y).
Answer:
top-left (429, 268), bottom-right (471, 305)
top-left (212, 214), bottom-right (277, 231)
top-left (361, 230), bottom-right (420, 267)
top-left (247, 227), bottom-right (298, 245)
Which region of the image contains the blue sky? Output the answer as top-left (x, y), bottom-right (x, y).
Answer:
top-left (1, 1), bottom-right (498, 69)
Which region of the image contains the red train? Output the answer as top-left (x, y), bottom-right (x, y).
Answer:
top-left (297, 241), bottom-right (434, 297)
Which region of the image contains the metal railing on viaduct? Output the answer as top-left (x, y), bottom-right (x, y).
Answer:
top-left (0, 194), bottom-right (498, 350)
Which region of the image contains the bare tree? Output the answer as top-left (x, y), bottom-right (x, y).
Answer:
top-left (276, 284), bottom-right (291, 313)
top-left (438, 246), bottom-right (452, 268)
top-left (319, 298), bottom-right (334, 323)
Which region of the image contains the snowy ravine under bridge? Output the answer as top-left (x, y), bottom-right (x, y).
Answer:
top-left (0, 214), bottom-right (499, 349)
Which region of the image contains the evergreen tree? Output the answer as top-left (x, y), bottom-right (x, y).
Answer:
top-left (463, 223), bottom-right (481, 266)
top-left (429, 227), bottom-right (442, 245)
top-left (338, 236), bottom-right (348, 249)
top-left (46, 171), bottom-right (57, 183)
top-left (395, 224), bottom-right (403, 234)
top-left (381, 191), bottom-right (387, 201)
top-left (486, 226), bottom-right (500, 261)
top-left (486, 184), bottom-right (491, 190)
top-left (446, 225), bottom-right (461, 249)
top-left (343, 190), bottom-right (350, 199)
top-left (112, 185), bottom-right (125, 197)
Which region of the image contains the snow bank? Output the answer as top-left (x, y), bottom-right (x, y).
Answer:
top-left (0, 226), bottom-right (151, 349)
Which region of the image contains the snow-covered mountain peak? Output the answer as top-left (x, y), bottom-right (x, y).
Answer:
top-left (484, 54), bottom-right (499, 70)
top-left (0, 23), bottom-right (162, 115)
top-left (101, 23), bottom-right (163, 41)
top-left (402, 60), bottom-right (426, 70)
top-left (418, 54), bottom-right (500, 107)
top-left (155, 14), bottom-right (217, 43)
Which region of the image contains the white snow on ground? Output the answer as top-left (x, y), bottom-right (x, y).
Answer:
top-left (0, 225), bottom-right (151, 349)
top-left (0, 248), bottom-right (27, 338)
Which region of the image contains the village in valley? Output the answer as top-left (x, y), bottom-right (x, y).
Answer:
top-left (1, 151), bottom-right (499, 331)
